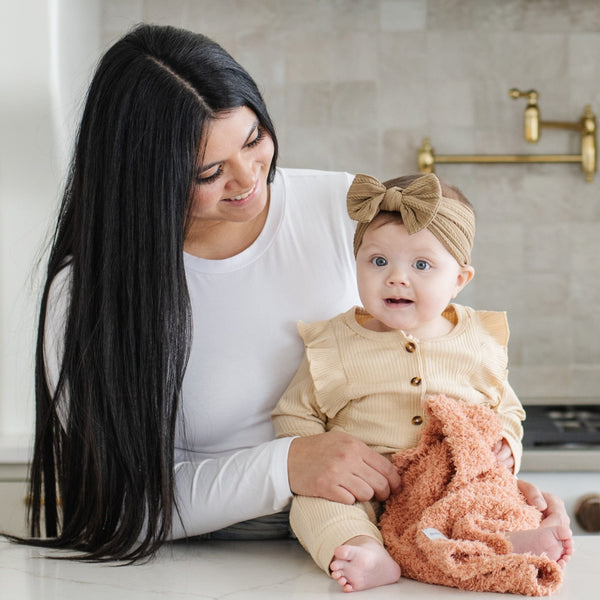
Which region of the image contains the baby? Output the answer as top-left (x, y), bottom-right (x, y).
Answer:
top-left (272, 173), bottom-right (573, 592)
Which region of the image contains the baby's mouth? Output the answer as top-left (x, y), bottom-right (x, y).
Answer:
top-left (385, 298), bottom-right (413, 305)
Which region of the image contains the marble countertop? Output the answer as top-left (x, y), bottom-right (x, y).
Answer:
top-left (1, 536), bottom-right (597, 599)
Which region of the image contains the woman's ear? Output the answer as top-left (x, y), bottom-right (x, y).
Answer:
top-left (454, 265), bottom-right (474, 297)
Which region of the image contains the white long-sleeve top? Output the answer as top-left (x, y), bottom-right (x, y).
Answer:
top-left (44, 168), bottom-right (360, 538)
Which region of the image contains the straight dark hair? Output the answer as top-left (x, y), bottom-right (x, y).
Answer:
top-left (12, 23), bottom-right (278, 562)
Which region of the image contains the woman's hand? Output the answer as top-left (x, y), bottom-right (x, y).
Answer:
top-left (493, 438), bottom-right (515, 472)
top-left (287, 431), bottom-right (401, 504)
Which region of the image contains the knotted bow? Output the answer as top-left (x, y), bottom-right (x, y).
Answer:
top-left (347, 173), bottom-right (475, 266)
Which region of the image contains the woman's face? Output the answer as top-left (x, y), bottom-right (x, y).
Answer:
top-left (188, 106), bottom-right (274, 225)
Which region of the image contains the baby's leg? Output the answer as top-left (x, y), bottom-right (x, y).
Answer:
top-left (330, 535), bottom-right (401, 593)
top-left (506, 525), bottom-right (573, 567)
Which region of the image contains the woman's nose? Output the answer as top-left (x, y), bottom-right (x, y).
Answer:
top-left (231, 155), bottom-right (255, 188)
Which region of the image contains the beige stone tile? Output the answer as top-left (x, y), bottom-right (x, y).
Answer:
top-left (378, 78), bottom-right (428, 129)
top-left (524, 272), bottom-right (570, 317)
top-left (521, 0), bottom-right (579, 32)
top-left (284, 82), bottom-right (332, 128)
top-left (509, 365), bottom-right (574, 399)
top-left (567, 0), bottom-right (600, 31)
top-left (472, 272), bottom-right (529, 317)
top-left (518, 315), bottom-right (572, 366)
top-left (429, 79), bottom-right (474, 128)
top-left (237, 32), bottom-right (287, 86)
top-left (569, 366), bottom-right (600, 397)
top-left (331, 81), bottom-right (378, 127)
top-left (473, 222), bottom-right (524, 274)
top-left (101, 0), bottom-right (143, 46)
top-left (426, 0), bottom-right (473, 30)
top-left (328, 127), bottom-right (380, 176)
top-left (284, 31), bottom-right (334, 83)
top-left (329, 0), bottom-right (381, 32)
top-left (143, 0), bottom-right (188, 25)
top-left (381, 0), bottom-right (427, 31)
top-left (331, 32), bottom-right (379, 83)
top-left (381, 128), bottom-right (427, 179)
top-left (568, 33), bottom-right (600, 80)
top-left (425, 31), bottom-right (483, 80)
top-left (377, 31), bottom-right (428, 83)
top-left (524, 223), bottom-right (571, 273)
top-left (573, 316), bottom-right (600, 364)
top-left (570, 224), bottom-right (600, 271)
top-left (569, 273), bottom-right (600, 315)
top-left (185, 0), bottom-right (238, 34)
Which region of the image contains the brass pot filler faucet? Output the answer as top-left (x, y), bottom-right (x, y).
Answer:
top-left (418, 88), bottom-right (597, 182)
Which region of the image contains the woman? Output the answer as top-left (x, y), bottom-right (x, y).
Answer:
top-left (22, 24), bottom-right (567, 562)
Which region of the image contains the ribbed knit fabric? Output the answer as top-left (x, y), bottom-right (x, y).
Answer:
top-left (289, 497), bottom-right (382, 572)
top-left (272, 303), bottom-right (526, 573)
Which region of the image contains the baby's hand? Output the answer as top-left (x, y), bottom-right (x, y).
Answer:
top-left (493, 438), bottom-right (515, 472)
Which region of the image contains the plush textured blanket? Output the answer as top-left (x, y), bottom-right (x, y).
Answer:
top-left (379, 395), bottom-right (562, 596)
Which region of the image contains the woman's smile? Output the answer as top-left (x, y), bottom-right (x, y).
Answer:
top-left (224, 180), bottom-right (258, 203)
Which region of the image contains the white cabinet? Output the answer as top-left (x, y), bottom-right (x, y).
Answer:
top-left (0, 464), bottom-right (29, 537)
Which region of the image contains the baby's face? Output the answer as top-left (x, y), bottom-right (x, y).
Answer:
top-left (355, 218), bottom-right (473, 339)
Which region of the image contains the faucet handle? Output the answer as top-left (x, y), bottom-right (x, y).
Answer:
top-left (509, 88), bottom-right (540, 143)
top-left (509, 88), bottom-right (539, 103)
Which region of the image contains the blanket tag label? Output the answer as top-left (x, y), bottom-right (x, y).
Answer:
top-left (422, 528), bottom-right (448, 541)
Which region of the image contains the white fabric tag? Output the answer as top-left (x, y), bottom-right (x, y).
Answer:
top-left (422, 527), bottom-right (449, 541)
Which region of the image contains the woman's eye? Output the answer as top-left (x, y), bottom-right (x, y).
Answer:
top-left (246, 125), bottom-right (265, 148)
top-left (371, 256), bottom-right (388, 267)
top-left (196, 165), bottom-right (223, 184)
top-left (414, 260), bottom-right (430, 271)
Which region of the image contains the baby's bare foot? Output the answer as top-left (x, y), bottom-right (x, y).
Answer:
top-left (507, 525), bottom-right (573, 567)
top-left (329, 535), bottom-right (401, 593)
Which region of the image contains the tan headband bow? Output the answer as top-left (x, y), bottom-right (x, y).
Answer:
top-left (347, 173), bottom-right (475, 266)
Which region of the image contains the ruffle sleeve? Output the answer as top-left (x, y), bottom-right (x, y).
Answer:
top-left (477, 310), bottom-right (509, 348)
top-left (473, 309), bottom-right (525, 472)
top-left (297, 317), bottom-right (352, 419)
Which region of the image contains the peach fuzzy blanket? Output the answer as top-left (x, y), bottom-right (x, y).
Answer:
top-left (379, 395), bottom-right (563, 596)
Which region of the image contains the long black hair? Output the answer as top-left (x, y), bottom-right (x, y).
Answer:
top-left (17, 23), bottom-right (278, 562)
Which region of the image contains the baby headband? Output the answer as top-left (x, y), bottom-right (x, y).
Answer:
top-left (347, 173), bottom-right (475, 266)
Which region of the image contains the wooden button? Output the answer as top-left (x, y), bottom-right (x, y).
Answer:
top-left (405, 341), bottom-right (416, 353)
top-left (410, 377), bottom-right (422, 386)
top-left (411, 415), bottom-right (423, 425)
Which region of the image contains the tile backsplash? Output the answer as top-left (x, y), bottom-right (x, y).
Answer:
top-left (103, 0), bottom-right (600, 399)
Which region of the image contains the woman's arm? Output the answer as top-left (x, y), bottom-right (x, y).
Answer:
top-left (169, 430), bottom-right (401, 538)
top-left (169, 437), bottom-right (294, 539)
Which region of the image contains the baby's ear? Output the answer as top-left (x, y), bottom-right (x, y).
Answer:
top-left (455, 265), bottom-right (474, 295)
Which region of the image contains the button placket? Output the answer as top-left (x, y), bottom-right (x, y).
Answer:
top-left (404, 337), bottom-right (423, 427)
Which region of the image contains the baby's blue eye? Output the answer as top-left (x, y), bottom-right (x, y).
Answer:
top-left (414, 260), bottom-right (430, 271)
top-left (371, 256), bottom-right (387, 267)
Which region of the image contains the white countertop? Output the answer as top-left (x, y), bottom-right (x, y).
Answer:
top-left (1, 536), bottom-right (597, 599)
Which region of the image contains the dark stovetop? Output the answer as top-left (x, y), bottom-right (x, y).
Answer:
top-left (523, 404), bottom-right (600, 448)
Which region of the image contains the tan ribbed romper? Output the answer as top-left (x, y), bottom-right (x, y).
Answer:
top-left (272, 304), bottom-right (524, 572)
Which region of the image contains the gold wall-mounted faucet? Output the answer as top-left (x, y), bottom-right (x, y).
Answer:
top-left (418, 88), bottom-right (597, 182)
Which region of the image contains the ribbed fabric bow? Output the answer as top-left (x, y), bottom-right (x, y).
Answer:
top-left (347, 173), bottom-right (474, 266)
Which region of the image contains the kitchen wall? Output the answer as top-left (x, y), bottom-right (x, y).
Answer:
top-left (102, 0), bottom-right (600, 400)
top-left (1, 0), bottom-right (599, 436)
